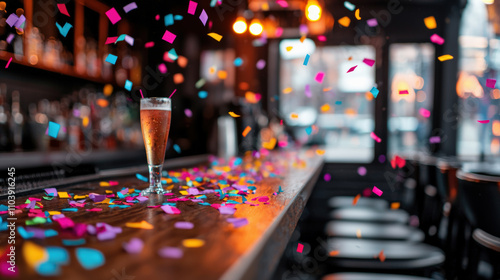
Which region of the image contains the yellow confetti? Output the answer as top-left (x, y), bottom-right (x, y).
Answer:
top-left (438, 54), bottom-right (453, 61)
top-left (316, 149), bottom-right (325, 155)
top-left (228, 112), bottom-right (240, 117)
top-left (23, 241), bottom-right (48, 269)
top-left (47, 211), bottom-right (61, 215)
top-left (338, 16), bottom-right (351, 27)
top-left (73, 195), bottom-right (87, 199)
top-left (125, 220), bottom-right (154, 230)
top-left (262, 137), bottom-right (277, 150)
top-left (82, 116), bottom-right (89, 128)
top-left (183, 238), bottom-right (205, 248)
top-left (320, 104), bottom-right (330, 112)
top-left (355, 9), bottom-right (361, 20)
top-left (209, 66), bottom-right (216, 74)
top-left (391, 202), bottom-right (400, 209)
top-left (208, 32), bottom-right (223, 41)
top-left (356, 229), bottom-right (362, 238)
top-left (105, 190), bottom-right (113, 194)
top-left (242, 126), bottom-right (252, 137)
top-left (282, 87), bottom-right (293, 94)
top-left (179, 190), bottom-right (189, 195)
top-left (300, 35), bottom-right (306, 43)
top-left (217, 70), bottom-right (227, 80)
top-left (290, 113), bottom-right (299, 119)
top-left (99, 181), bottom-right (110, 187)
top-left (286, 46), bottom-right (293, 52)
top-left (58, 192), bottom-right (70, 198)
top-left (424, 16), bottom-right (436, 29)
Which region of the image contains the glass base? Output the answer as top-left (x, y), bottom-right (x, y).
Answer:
top-left (140, 187), bottom-right (171, 196)
top-left (141, 164), bottom-right (172, 196)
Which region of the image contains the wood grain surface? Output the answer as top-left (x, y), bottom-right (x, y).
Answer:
top-left (0, 151), bottom-right (323, 280)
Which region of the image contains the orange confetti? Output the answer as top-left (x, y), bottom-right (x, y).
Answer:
top-left (177, 56), bottom-right (188, 68)
top-left (262, 137), bottom-right (277, 150)
top-left (290, 113), bottom-right (299, 119)
top-left (286, 46), bottom-right (293, 52)
top-left (438, 54), bottom-right (453, 61)
top-left (242, 126), bottom-right (251, 137)
top-left (209, 66), bottom-right (216, 74)
top-left (378, 250), bottom-right (386, 262)
top-left (217, 70), bottom-right (227, 80)
top-left (323, 87), bottom-right (332, 92)
top-left (356, 229), bottom-right (362, 238)
top-left (391, 202), bottom-right (400, 209)
top-left (228, 112), bottom-right (240, 117)
top-left (424, 16), bottom-right (436, 29)
top-left (352, 194), bottom-right (361, 205)
top-left (245, 91), bottom-right (261, 104)
top-left (329, 250), bottom-right (340, 256)
top-left (315, 149), bottom-right (325, 155)
top-left (282, 87), bottom-right (293, 94)
top-left (338, 16), bottom-right (351, 27)
top-left (320, 104), bottom-right (331, 112)
top-left (300, 35), bottom-right (306, 43)
top-left (125, 220), bottom-right (154, 230)
top-left (348, 56), bottom-right (353, 61)
top-left (173, 73), bottom-right (184, 84)
top-left (96, 98), bottom-right (109, 107)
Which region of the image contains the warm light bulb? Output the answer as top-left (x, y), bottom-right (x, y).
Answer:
top-left (249, 19), bottom-right (263, 36)
top-left (306, 1), bottom-right (322, 22)
top-left (233, 17), bottom-right (247, 34)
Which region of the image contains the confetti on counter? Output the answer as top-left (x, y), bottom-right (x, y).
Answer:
top-left (438, 54), bottom-right (453, 61)
top-left (297, 243), bottom-right (304, 253)
top-left (372, 186), bottom-right (383, 197)
top-left (106, 8), bottom-right (121, 25)
top-left (57, 3), bottom-right (70, 17)
top-left (478, 120), bottom-right (490, 124)
top-left (182, 238), bottom-right (205, 248)
top-left (76, 248), bottom-right (105, 270)
top-left (161, 205), bottom-right (181, 214)
top-left (123, 2), bottom-right (138, 13)
top-left (125, 220), bottom-right (154, 230)
top-left (486, 78), bottom-right (496, 88)
top-left (424, 16), bottom-right (437, 29)
top-left (158, 247), bottom-right (183, 258)
top-left (174, 221), bottom-right (194, 229)
top-left (123, 238), bottom-right (144, 254)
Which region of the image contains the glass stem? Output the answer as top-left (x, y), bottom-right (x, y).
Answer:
top-left (148, 164), bottom-right (163, 193)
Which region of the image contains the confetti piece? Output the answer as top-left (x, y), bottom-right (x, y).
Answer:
top-left (324, 173), bottom-right (331, 181)
top-left (199, 9), bottom-right (208, 26)
top-left (367, 18), bottom-right (378, 26)
top-left (478, 120), bottom-right (490, 124)
top-left (76, 248), bottom-right (105, 270)
top-left (290, 113), bottom-right (299, 119)
top-left (162, 30), bottom-right (176, 44)
top-left (123, 238), bottom-right (143, 254)
top-left (183, 238), bottom-right (205, 248)
top-left (139, 89), bottom-right (144, 99)
top-left (315, 72), bottom-right (325, 83)
top-left (352, 194), bottom-right (361, 205)
top-left (136, 173), bottom-right (148, 182)
top-left (486, 79), bottom-right (496, 88)
top-left (6, 33), bottom-right (14, 44)
top-left (57, 3), bottom-right (70, 16)
top-left (329, 250), bottom-right (340, 256)
top-left (125, 220), bottom-right (153, 230)
top-left (282, 87), bottom-right (292, 94)
top-left (208, 33), bottom-right (223, 41)
top-left (158, 247), bottom-right (183, 258)
top-left (184, 108), bottom-right (193, 117)
top-left (276, 0), bottom-right (289, 8)
top-left (174, 221), bottom-right (194, 229)
top-left (105, 37), bottom-right (118, 44)
top-left (234, 57), bottom-right (243, 67)
top-left (23, 241), bottom-right (48, 269)
top-left (320, 104), bottom-right (330, 112)
top-left (344, 1), bottom-right (355, 11)
top-left (161, 205), bottom-right (181, 214)
top-left (198, 91), bottom-right (208, 98)
top-left (370, 132), bottom-right (381, 143)
top-left (275, 27), bottom-right (283, 37)
top-left (424, 16), bottom-right (436, 29)
top-left (229, 112), bottom-right (240, 117)
top-left (390, 155), bottom-right (406, 168)
top-left (363, 58), bottom-right (375, 67)
top-left (47, 121), bottom-right (61, 138)
top-left (370, 87), bottom-right (379, 98)
top-left (419, 108), bottom-right (431, 118)
top-left (169, 88), bottom-right (177, 98)
top-left (124, 80), bottom-right (133, 91)
top-left (300, 35), bottom-right (306, 43)
top-left (429, 136), bottom-right (441, 143)
top-left (372, 186), bottom-right (383, 196)
top-left (399, 90), bottom-right (409, 95)
top-left (357, 166), bottom-right (367, 176)
top-left (347, 65), bottom-right (357, 73)
top-left (438, 54), bottom-right (453, 61)
top-left (297, 243), bottom-right (304, 253)
top-left (356, 229), bottom-right (362, 238)
top-left (173, 144), bottom-right (181, 153)
top-left (430, 34), bottom-right (444, 45)
top-left (316, 149), bottom-right (325, 155)
top-left (123, 2), bottom-right (137, 13)
top-left (391, 202), bottom-right (400, 209)
top-left (6, 14), bottom-right (18, 27)
top-left (338, 16), bottom-right (351, 27)
top-left (378, 250), bottom-right (386, 262)
top-left (303, 54), bottom-right (310, 66)
top-left (164, 14), bottom-right (174, 27)
top-left (188, 1), bottom-right (198, 15)
top-left (56, 22), bottom-right (72, 37)
top-left (305, 84), bottom-right (311, 98)
top-left (242, 126), bottom-right (252, 137)
top-left (57, 191), bottom-right (69, 198)
top-left (5, 57), bottom-right (12, 69)
top-left (318, 35), bottom-right (327, 41)
top-left (62, 239), bottom-right (86, 246)
top-left (256, 59), bottom-right (266, 69)
top-left (105, 8), bottom-right (121, 25)
top-left (286, 46), bottom-right (293, 52)
top-left (105, 54), bottom-right (117, 65)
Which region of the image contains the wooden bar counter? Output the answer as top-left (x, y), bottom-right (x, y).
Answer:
top-left (0, 150), bottom-right (323, 280)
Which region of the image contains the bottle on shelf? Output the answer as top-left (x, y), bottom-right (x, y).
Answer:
top-left (0, 85), bottom-right (12, 151)
top-left (9, 90), bottom-right (24, 151)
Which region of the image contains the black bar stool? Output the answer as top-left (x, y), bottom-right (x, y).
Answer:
top-left (328, 196), bottom-right (388, 210)
top-left (322, 272), bottom-right (435, 280)
top-left (326, 220), bottom-right (424, 242)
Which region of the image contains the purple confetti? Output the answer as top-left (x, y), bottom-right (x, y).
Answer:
top-left (14, 15), bottom-right (25, 28)
top-left (199, 9), bottom-right (208, 26)
top-left (123, 238), bottom-right (144, 254)
top-left (219, 206), bottom-right (236, 215)
top-left (6, 14), bottom-right (18, 27)
top-left (187, 188), bottom-right (200, 195)
top-left (158, 247), bottom-right (183, 258)
top-left (123, 2), bottom-right (138, 13)
top-left (6, 33), bottom-right (14, 44)
top-left (367, 18), bottom-right (378, 27)
top-left (324, 173), bottom-right (331, 182)
top-left (256, 59), bottom-right (266, 70)
top-left (429, 136), bottom-right (441, 143)
top-left (357, 166), bottom-right (367, 176)
top-left (305, 84), bottom-right (311, 98)
top-left (184, 109), bottom-right (193, 117)
top-left (174, 221), bottom-right (194, 229)
top-left (227, 218), bottom-right (248, 228)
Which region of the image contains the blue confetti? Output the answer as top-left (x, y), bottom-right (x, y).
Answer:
top-left (174, 15), bottom-right (183, 20)
top-left (198, 91), bottom-right (208, 99)
top-left (173, 144), bottom-right (181, 153)
top-left (305, 126), bottom-right (313, 135)
top-left (370, 87), bottom-right (379, 98)
top-left (344, 1), bottom-right (356, 11)
top-left (105, 54), bottom-right (118, 65)
top-left (164, 14), bottom-right (174, 26)
top-left (47, 122), bottom-right (61, 138)
top-left (124, 80), bottom-right (133, 91)
top-left (62, 239), bottom-right (86, 246)
top-left (136, 173), bottom-right (148, 182)
top-left (335, 101), bottom-right (342, 105)
top-left (75, 248), bottom-right (105, 270)
top-left (303, 54), bottom-right (310, 66)
top-left (168, 48), bottom-right (178, 60)
top-left (234, 57), bottom-right (243, 67)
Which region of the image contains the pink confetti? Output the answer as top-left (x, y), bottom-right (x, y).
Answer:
top-left (367, 18), bottom-right (378, 27)
top-left (57, 3), bottom-right (70, 17)
top-left (145, 41), bottom-right (155, 48)
top-left (161, 205), bottom-right (181, 214)
top-left (370, 132), bottom-right (381, 143)
top-left (162, 30), bottom-right (176, 44)
top-left (219, 206), bottom-right (236, 215)
top-left (105, 37), bottom-right (118, 44)
top-left (486, 79), bottom-right (496, 88)
top-left (399, 90), bottom-right (409, 95)
top-left (347, 65), bottom-right (358, 73)
top-left (86, 208), bottom-right (102, 212)
top-left (155, 14), bottom-right (160, 20)
top-left (419, 108), bottom-right (431, 118)
top-left (363, 58), bottom-right (375, 67)
top-left (275, 27), bottom-right (283, 37)
top-left (429, 136), bottom-right (441, 143)
top-left (169, 89), bottom-right (177, 98)
top-left (158, 63), bottom-right (167, 74)
top-left (315, 72), bottom-right (325, 83)
top-left (184, 109), bottom-right (193, 117)
top-left (174, 221), bottom-right (194, 229)
top-left (372, 186), bottom-right (383, 196)
top-left (276, 0), bottom-right (289, 8)
top-left (324, 173), bottom-right (331, 181)
top-left (139, 89), bottom-right (144, 99)
top-left (317, 35), bottom-right (327, 42)
top-left (478, 120), bottom-right (490, 124)
top-left (5, 57), bottom-right (12, 69)
top-left (297, 243), bottom-right (304, 253)
top-left (357, 166), bottom-right (367, 176)
top-left (256, 59), bottom-right (266, 69)
top-left (187, 1), bottom-right (198, 15)
top-left (430, 34), bottom-right (444, 45)
top-left (105, 8), bottom-right (122, 25)
top-left (123, 238), bottom-right (143, 254)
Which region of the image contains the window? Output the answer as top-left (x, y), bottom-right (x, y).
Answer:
top-left (279, 39), bottom-right (376, 162)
